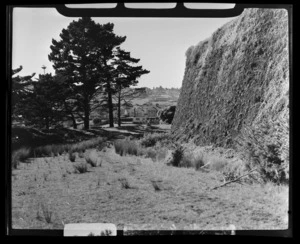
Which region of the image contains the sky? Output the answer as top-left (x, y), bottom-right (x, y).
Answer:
top-left (12, 7), bottom-right (237, 88)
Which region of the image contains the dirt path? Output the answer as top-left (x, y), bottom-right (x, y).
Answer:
top-left (12, 147), bottom-right (288, 231)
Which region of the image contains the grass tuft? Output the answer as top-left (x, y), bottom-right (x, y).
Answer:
top-left (40, 202), bottom-right (53, 223)
top-left (114, 139), bottom-right (140, 156)
top-left (68, 151), bottom-right (76, 162)
top-left (73, 162), bottom-right (88, 173)
top-left (85, 150), bottom-right (99, 167)
top-left (12, 147), bottom-right (31, 169)
top-left (151, 180), bottom-right (162, 191)
top-left (119, 178), bottom-right (131, 189)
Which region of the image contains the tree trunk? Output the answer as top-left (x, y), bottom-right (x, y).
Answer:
top-left (118, 90), bottom-right (121, 127)
top-left (71, 114), bottom-right (77, 129)
top-left (45, 117), bottom-right (50, 131)
top-left (107, 80), bottom-right (114, 128)
top-left (83, 96), bottom-right (90, 130)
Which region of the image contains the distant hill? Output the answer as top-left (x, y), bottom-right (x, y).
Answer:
top-left (131, 87), bottom-right (181, 107)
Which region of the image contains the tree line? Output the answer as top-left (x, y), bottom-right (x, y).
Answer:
top-left (12, 17), bottom-right (149, 130)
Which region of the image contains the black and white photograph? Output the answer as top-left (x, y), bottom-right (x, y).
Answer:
top-left (7, 3), bottom-right (291, 236)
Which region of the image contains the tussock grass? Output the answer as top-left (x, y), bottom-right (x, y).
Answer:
top-left (119, 178), bottom-right (131, 189)
top-left (12, 147), bottom-right (31, 169)
top-left (68, 151), bottom-right (76, 162)
top-left (145, 148), bottom-right (157, 161)
top-left (114, 139), bottom-right (141, 156)
top-left (32, 137), bottom-right (105, 158)
top-left (85, 150), bottom-right (99, 167)
top-left (151, 180), bottom-right (161, 191)
top-left (169, 145), bottom-right (184, 167)
top-left (39, 202), bottom-right (53, 223)
top-left (73, 162), bottom-right (88, 173)
top-left (140, 133), bottom-right (170, 147)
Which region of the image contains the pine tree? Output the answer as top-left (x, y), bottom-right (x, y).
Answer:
top-left (17, 74), bottom-right (64, 130)
top-left (11, 65), bottom-right (35, 121)
top-left (112, 47), bottom-right (150, 127)
top-left (48, 17), bottom-right (126, 129)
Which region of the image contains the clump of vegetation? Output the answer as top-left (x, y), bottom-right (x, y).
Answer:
top-left (85, 150), bottom-right (99, 167)
top-left (114, 139), bottom-right (141, 156)
top-left (169, 145), bottom-right (184, 167)
top-left (236, 117), bottom-right (289, 184)
top-left (12, 147), bottom-right (31, 169)
top-left (93, 117), bottom-right (101, 125)
top-left (119, 178), bottom-right (131, 189)
top-left (73, 162), bottom-right (88, 173)
top-left (208, 156), bottom-right (229, 172)
top-left (32, 137), bottom-right (105, 158)
top-left (180, 152), bottom-right (205, 170)
top-left (145, 148), bottom-right (157, 161)
top-left (140, 133), bottom-right (170, 147)
top-left (68, 151), bottom-right (76, 162)
top-left (151, 180), bottom-right (162, 191)
top-left (39, 202), bottom-right (53, 224)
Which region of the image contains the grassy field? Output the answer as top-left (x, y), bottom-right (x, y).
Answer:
top-left (12, 143), bottom-right (288, 231)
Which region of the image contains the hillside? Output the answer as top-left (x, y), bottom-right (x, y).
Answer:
top-left (171, 8), bottom-right (289, 168)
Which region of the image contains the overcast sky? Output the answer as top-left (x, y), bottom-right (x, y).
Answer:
top-left (12, 7), bottom-right (236, 88)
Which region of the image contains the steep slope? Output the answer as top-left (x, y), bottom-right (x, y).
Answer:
top-left (172, 8), bottom-right (289, 162)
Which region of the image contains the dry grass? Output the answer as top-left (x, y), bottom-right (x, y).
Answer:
top-left (73, 162), bottom-right (88, 173)
top-left (114, 139), bottom-right (141, 156)
top-left (140, 133), bottom-right (170, 147)
top-left (12, 145), bottom-right (289, 230)
top-left (32, 137), bottom-right (105, 158)
top-left (68, 151), bottom-right (76, 162)
top-left (12, 147), bottom-right (31, 169)
top-left (119, 178), bottom-right (131, 189)
top-left (85, 150), bottom-right (99, 167)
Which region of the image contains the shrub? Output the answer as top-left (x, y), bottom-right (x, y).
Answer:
top-left (73, 162), bottom-right (88, 173)
top-left (156, 148), bottom-right (168, 162)
top-left (93, 117), bottom-right (101, 125)
top-left (169, 145), bottom-right (184, 167)
top-left (85, 150), bottom-right (99, 167)
top-left (127, 141), bottom-right (139, 156)
top-left (145, 148), bottom-right (157, 161)
top-left (208, 156), bottom-right (229, 172)
top-left (179, 153), bottom-right (194, 168)
top-left (12, 147), bottom-right (31, 169)
top-left (68, 151), bottom-right (76, 162)
top-left (114, 139), bottom-right (140, 156)
top-left (140, 133), bottom-right (170, 147)
top-left (114, 140), bottom-right (126, 156)
top-left (193, 153), bottom-right (205, 170)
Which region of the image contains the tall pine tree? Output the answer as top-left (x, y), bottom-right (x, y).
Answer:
top-left (112, 48), bottom-right (150, 127)
top-left (48, 17), bottom-right (126, 129)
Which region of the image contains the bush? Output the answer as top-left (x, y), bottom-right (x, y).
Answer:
top-left (68, 151), bottom-right (76, 162)
top-left (93, 118), bottom-right (101, 125)
top-left (208, 156), bottom-right (229, 171)
top-left (145, 148), bottom-right (157, 161)
top-left (85, 150), bottom-right (99, 167)
top-left (236, 117), bottom-right (289, 184)
top-left (114, 139), bottom-right (140, 156)
top-left (32, 137), bottom-right (104, 158)
top-left (169, 145), bottom-right (184, 167)
top-left (73, 162), bottom-right (88, 173)
top-left (12, 147), bottom-right (31, 169)
top-left (140, 133), bottom-right (170, 147)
